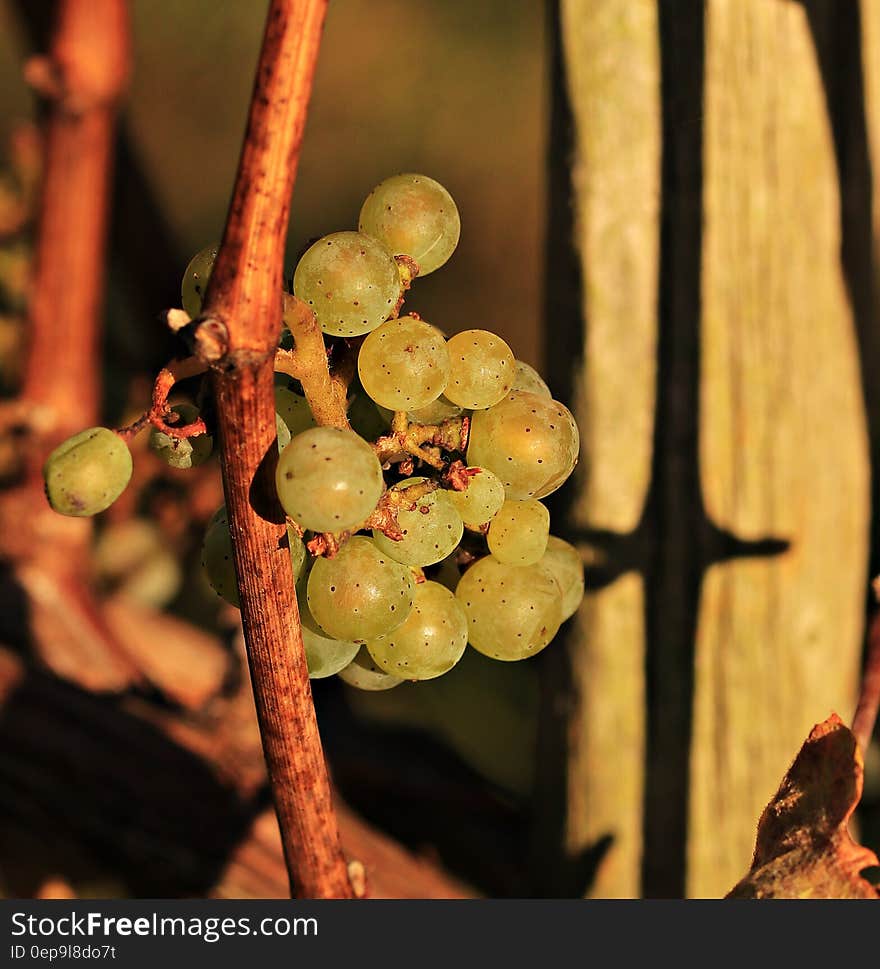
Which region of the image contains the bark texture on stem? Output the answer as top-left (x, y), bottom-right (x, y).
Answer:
top-left (200, 0), bottom-right (351, 899)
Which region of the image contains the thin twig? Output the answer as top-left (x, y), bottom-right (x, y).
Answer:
top-left (196, 0), bottom-right (352, 899)
top-left (852, 579), bottom-right (880, 752)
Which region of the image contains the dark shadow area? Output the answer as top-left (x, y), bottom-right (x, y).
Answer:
top-left (0, 667), bottom-right (258, 897)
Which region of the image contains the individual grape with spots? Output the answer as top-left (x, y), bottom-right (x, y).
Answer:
top-left (307, 536), bottom-right (415, 642)
top-left (357, 315), bottom-right (450, 411)
top-left (43, 427), bottom-right (133, 517)
top-left (443, 329), bottom-right (516, 410)
top-left (366, 580), bottom-right (468, 681)
top-left (540, 536), bottom-right (585, 621)
top-left (275, 386), bottom-right (317, 439)
top-left (149, 403), bottom-right (213, 469)
top-left (487, 498), bottom-right (550, 566)
top-left (299, 595), bottom-right (360, 679)
top-left (338, 646), bottom-right (404, 692)
top-left (293, 231), bottom-right (400, 337)
top-left (181, 245), bottom-right (218, 318)
top-left (456, 556), bottom-right (563, 661)
top-left (445, 467), bottom-right (505, 529)
top-left (512, 359), bottom-right (552, 398)
top-left (275, 413), bottom-right (292, 452)
top-left (467, 391), bottom-right (579, 499)
top-left (275, 426), bottom-right (384, 533)
top-left (372, 477), bottom-right (463, 567)
top-left (203, 520), bottom-right (307, 609)
top-left (358, 173), bottom-right (460, 276)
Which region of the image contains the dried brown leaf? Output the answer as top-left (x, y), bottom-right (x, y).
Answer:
top-left (727, 714), bottom-right (880, 898)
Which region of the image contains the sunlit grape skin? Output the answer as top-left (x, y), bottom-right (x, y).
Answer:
top-left (359, 173), bottom-right (460, 276)
top-left (293, 231), bottom-right (400, 337)
top-left (372, 477), bottom-right (464, 567)
top-left (338, 646), bottom-right (403, 692)
top-left (512, 359), bottom-right (552, 398)
top-left (275, 426), bottom-right (384, 533)
top-left (540, 536), bottom-right (585, 621)
top-left (181, 245), bottom-right (218, 318)
top-left (43, 427), bottom-right (132, 517)
top-left (468, 391), bottom-right (580, 499)
top-left (487, 498), bottom-right (550, 566)
top-left (456, 556), bottom-right (563, 661)
top-left (366, 581), bottom-right (468, 681)
top-left (358, 315), bottom-right (451, 411)
top-left (298, 596), bottom-right (360, 679)
top-left (307, 537), bottom-right (415, 642)
top-left (444, 329), bottom-right (516, 410)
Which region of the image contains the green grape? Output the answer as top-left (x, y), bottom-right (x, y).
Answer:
top-left (487, 498), bottom-right (550, 566)
top-left (468, 391), bottom-right (579, 499)
top-left (275, 413), bottom-right (292, 452)
top-left (408, 395), bottom-right (463, 425)
top-left (372, 477), bottom-right (463, 567)
top-left (347, 390), bottom-right (391, 440)
top-left (149, 403), bottom-right (212, 469)
top-left (203, 520), bottom-right (306, 609)
top-left (512, 359), bottom-right (552, 398)
top-left (358, 173), bottom-right (460, 276)
top-left (299, 595), bottom-right (360, 679)
top-left (44, 427), bottom-right (132, 517)
top-left (293, 231), bottom-right (400, 337)
top-left (275, 426), bottom-right (384, 532)
top-left (357, 315), bottom-right (451, 411)
top-left (444, 329), bottom-right (516, 409)
top-left (456, 556), bottom-right (563, 661)
top-left (540, 535), bottom-right (585, 621)
top-left (307, 536), bottom-right (415, 642)
top-left (181, 245), bottom-right (218, 318)
top-left (366, 580), bottom-right (468, 681)
top-left (338, 645), bottom-right (403, 691)
top-left (445, 466), bottom-right (505, 528)
top-left (274, 386), bottom-right (316, 438)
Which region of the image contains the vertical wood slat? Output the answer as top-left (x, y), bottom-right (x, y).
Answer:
top-left (556, 0), bottom-right (660, 898)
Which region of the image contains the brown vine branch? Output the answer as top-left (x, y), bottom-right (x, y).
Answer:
top-left (852, 578), bottom-right (880, 752)
top-left (196, 0), bottom-right (351, 899)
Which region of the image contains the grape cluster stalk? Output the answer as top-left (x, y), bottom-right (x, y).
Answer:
top-left (44, 172), bottom-right (586, 690)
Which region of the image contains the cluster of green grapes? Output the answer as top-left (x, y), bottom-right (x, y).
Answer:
top-left (42, 173), bottom-right (585, 692)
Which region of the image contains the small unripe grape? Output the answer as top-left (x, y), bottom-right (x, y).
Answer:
top-left (359, 173), bottom-right (460, 276)
top-left (293, 231), bottom-right (400, 337)
top-left (275, 426), bottom-right (384, 533)
top-left (444, 329), bottom-right (516, 410)
top-left (357, 315), bottom-right (450, 411)
top-left (366, 581), bottom-right (468, 681)
top-left (487, 498), bottom-right (550, 566)
top-left (181, 245), bottom-right (218, 318)
top-left (275, 386), bottom-right (316, 439)
top-left (338, 645), bottom-right (403, 691)
top-left (44, 427), bottom-right (132, 517)
top-left (149, 403), bottom-right (212, 469)
top-left (445, 467), bottom-right (505, 528)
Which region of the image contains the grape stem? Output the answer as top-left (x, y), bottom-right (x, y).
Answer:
top-left (187, 0), bottom-right (353, 900)
top-left (274, 295), bottom-right (350, 429)
top-left (373, 410), bottom-right (470, 470)
top-left (115, 356), bottom-right (209, 442)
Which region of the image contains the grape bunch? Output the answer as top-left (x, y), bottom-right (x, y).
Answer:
top-left (43, 173), bottom-right (585, 692)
